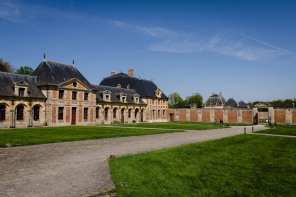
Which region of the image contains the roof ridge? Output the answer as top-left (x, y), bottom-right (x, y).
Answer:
top-left (43, 59), bottom-right (75, 67)
top-left (0, 71), bottom-right (36, 78)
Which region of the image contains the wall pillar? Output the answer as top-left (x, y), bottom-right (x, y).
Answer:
top-left (286, 109), bottom-right (292, 124)
top-left (198, 109), bottom-right (202, 122)
top-left (223, 110), bottom-right (228, 123)
top-left (210, 110), bottom-right (214, 122)
top-left (186, 109), bottom-right (190, 122)
top-left (268, 107), bottom-right (274, 124)
top-left (10, 110), bottom-right (15, 128)
top-left (237, 110), bottom-right (242, 123)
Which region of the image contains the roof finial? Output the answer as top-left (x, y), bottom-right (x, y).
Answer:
top-left (121, 69), bottom-right (122, 73)
top-left (72, 58), bottom-right (75, 65)
top-left (43, 52), bottom-right (46, 60)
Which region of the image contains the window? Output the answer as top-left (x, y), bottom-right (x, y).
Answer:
top-left (19, 88), bottom-right (25, 97)
top-left (152, 99), bottom-right (155, 104)
top-left (106, 95), bottom-right (109, 100)
top-left (72, 91), bottom-right (77, 100)
top-left (122, 97), bottom-right (125, 103)
top-left (158, 110), bottom-right (160, 119)
top-left (96, 107), bottom-right (99, 119)
top-left (105, 108), bottom-right (108, 120)
top-left (152, 110), bottom-right (155, 119)
top-left (16, 105), bottom-right (24, 120)
top-left (0, 105), bottom-right (5, 121)
top-left (59, 90), bottom-right (64, 99)
top-left (163, 110), bottom-right (166, 119)
top-left (158, 100), bottom-right (160, 105)
top-left (136, 98), bottom-right (139, 103)
top-left (84, 92), bottom-right (89, 101)
top-left (113, 108), bottom-right (117, 118)
top-left (33, 106), bottom-right (40, 121)
top-left (73, 82), bottom-right (77, 87)
top-left (58, 107), bottom-right (64, 120)
top-left (84, 108), bottom-right (88, 120)
top-left (128, 109), bottom-right (131, 118)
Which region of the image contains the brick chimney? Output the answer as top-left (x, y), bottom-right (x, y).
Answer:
top-left (111, 71), bottom-right (115, 76)
top-left (117, 84), bottom-right (121, 88)
top-left (128, 68), bottom-right (134, 77)
top-left (127, 84), bottom-right (131, 89)
top-left (220, 92), bottom-right (222, 96)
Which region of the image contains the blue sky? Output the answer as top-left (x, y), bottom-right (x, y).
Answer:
top-left (0, 0), bottom-right (295, 102)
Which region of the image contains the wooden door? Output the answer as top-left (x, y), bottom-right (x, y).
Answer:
top-left (72, 108), bottom-right (76, 125)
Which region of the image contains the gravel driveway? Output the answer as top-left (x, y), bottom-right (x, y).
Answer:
top-left (0, 125), bottom-right (266, 197)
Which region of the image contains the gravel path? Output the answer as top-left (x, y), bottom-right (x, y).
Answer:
top-left (0, 125), bottom-right (266, 197)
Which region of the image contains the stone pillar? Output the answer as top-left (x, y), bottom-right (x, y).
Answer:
top-left (198, 109), bottom-right (202, 122)
top-left (186, 109), bottom-right (190, 122)
top-left (268, 107), bottom-right (274, 124)
top-left (10, 110), bottom-right (15, 128)
top-left (210, 110), bottom-right (214, 122)
top-left (28, 110), bottom-right (33, 127)
top-left (175, 109), bottom-right (179, 121)
top-left (238, 110), bottom-right (242, 123)
top-left (223, 110), bottom-right (228, 123)
top-left (286, 109), bottom-right (292, 125)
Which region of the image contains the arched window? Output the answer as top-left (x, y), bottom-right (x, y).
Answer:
top-left (113, 108), bottom-right (117, 118)
top-left (105, 108), bottom-right (108, 120)
top-left (33, 106), bottom-right (40, 121)
top-left (16, 105), bottom-right (24, 120)
top-left (0, 105), bottom-right (6, 121)
top-left (135, 109), bottom-right (139, 118)
top-left (128, 109), bottom-right (132, 118)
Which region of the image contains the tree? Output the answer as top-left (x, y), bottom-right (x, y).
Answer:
top-left (15, 66), bottom-right (34, 75)
top-left (168, 92), bottom-right (186, 108)
top-left (186, 93), bottom-right (203, 108)
top-left (0, 58), bottom-right (14, 73)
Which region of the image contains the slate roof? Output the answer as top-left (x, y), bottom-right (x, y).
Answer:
top-left (247, 102), bottom-right (254, 109)
top-left (0, 72), bottom-right (46, 99)
top-left (92, 85), bottom-right (146, 105)
top-left (99, 73), bottom-right (168, 99)
top-left (224, 98), bottom-right (238, 107)
top-left (204, 94), bottom-right (226, 106)
top-left (32, 60), bottom-right (95, 90)
top-left (238, 101), bottom-right (248, 108)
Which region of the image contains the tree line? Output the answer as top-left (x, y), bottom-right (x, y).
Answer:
top-left (168, 92), bottom-right (203, 108)
top-left (0, 57), bottom-right (34, 75)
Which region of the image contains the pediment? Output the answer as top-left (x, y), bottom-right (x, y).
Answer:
top-left (15, 81), bottom-right (29, 86)
top-left (59, 78), bottom-right (91, 91)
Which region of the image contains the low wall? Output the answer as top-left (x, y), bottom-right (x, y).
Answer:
top-left (166, 108), bottom-right (254, 124)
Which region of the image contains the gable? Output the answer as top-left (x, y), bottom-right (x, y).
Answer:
top-left (59, 79), bottom-right (91, 91)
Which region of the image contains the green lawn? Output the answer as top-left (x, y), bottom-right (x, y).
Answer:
top-left (0, 126), bottom-right (183, 147)
top-left (110, 135), bottom-right (296, 196)
top-left (256, 125), bottom-right (296, 136)
top-left (103, 122), bottom-right (226, 130)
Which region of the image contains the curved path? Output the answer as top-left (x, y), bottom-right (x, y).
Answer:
top-left (0, 125), bottom-right (266, 197)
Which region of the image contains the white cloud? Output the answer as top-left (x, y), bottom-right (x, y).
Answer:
top-left (111, 21), bottom-right (295, 61)
top-left (0, 0), bottom-right (20, 22)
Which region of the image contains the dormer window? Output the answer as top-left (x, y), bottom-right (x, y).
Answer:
top-left (103, 90), bottom-right (111, 101)
top-left (19, 88), bottom-right (25, 97)
top-left (120, 92), bottom-right (127, 103)
top-left (122, 97), bottom-right (125, 103)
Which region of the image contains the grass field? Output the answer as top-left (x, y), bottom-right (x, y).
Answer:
top-left (103, 122), bottom-right (228, 130)
top-left (256, 125), bottom-right (296, 136)
top-left (110, 135), bottom-right (296, 196)
top-left (0, 126), bottom-right (184, 147)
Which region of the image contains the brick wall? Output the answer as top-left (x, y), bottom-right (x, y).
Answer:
top-left (52, 107), bottom-right (56, 123)
top-left (179, 109), bottom-right (186, 122)
top-left (190, 110), bottom-right (198, 122)
top-left (202, 110), bottom-right (210, 122)
top-left (228, 110), bottom-right (237, 123)
top-left (214, 110), bottom-right (223, 122)
top-left (292, 110), bottom-right (296, 124)
top-left (274, 109), bottom-right (286, 124)
top-left (242, 110), bottom-right (253, 123)
top-left (66, 107), bottom-right (70, 123)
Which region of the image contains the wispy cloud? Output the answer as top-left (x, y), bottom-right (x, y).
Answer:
top-left (0, 0), bottom-right (21, 22)
top-left (111, 20), bottom-right (295, 61)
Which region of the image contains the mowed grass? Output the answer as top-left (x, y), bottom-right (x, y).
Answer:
top-left (110, 135), bottom-right (296, 196)
top-left (106, 122), bottom-right (226, 130)
top-left (256, 125), bottom-right (296, 136)
top-left (0, 126), bottom-right (183, 147)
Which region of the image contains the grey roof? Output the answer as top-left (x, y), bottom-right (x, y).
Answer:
top-left (224, 98), bottom-right (238, 107)
top-left (247, 102), bottom-right (254, 109)
top-left (0, 72), bottom-right (46, 99)
top-left (238, 101), bottom-right (248, 108)
top-left (204, 94), bottom-right (226, 106)
top-left (32, 60), bottom-right (95, 90)
top-left (99, 73), bottom-right (168, 99)
top-left (92, 85), bottom-right (146, 105)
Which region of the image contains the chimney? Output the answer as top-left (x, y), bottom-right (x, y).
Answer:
top-left (111, 71), bottom-right (115, 76)
top-left (220, 92), bottom-right (222, 96)
top-left (117, 84), bottom-right (121, 88)
top-left (127, 84), bottom-right (131, 89)
top-left (128, 68), bottom-right (134, 77)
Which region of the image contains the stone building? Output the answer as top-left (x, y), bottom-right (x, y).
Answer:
top-left (203, 92), bottom-right (226, 109)
top-left (0, 59), bottom-right (168, 128)
top-left (99, 69), bottom-right (169, 122)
